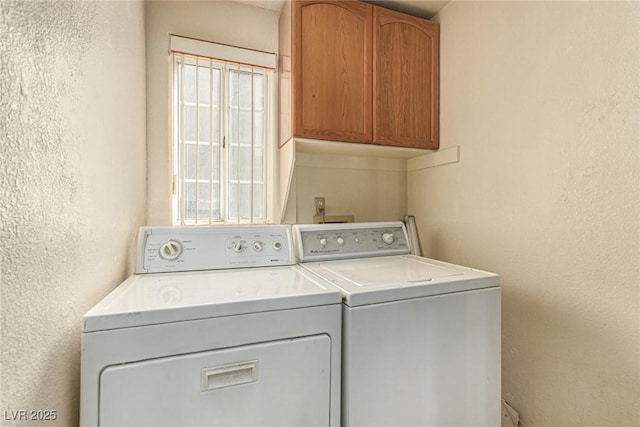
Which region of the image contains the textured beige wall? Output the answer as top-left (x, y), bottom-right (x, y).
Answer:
top-left (145, 0), bottom-right (280, 225)
top-left (0, 2), bottom-right (146, 426)
top-left (409, 2), bottom-right (640, 426)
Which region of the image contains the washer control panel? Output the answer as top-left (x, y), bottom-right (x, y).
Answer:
top-left (293, 222), bottom-right (410, 262)
top-left (135, 225), bottom-right (294, 273)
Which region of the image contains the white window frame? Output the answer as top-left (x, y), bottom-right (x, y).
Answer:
top-left (170, 35), bottom-right (276, 225)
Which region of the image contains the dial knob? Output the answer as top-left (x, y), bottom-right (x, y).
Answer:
top-left (336, 236), bottom-right (345, 246)
top-left (319, 238), bottom-right (328, 247)
top-left (233, 242), bottom-right (244, 253)
top-left (159, 240), bottom-right (183, 260)
top-left (253, 241), bottom-right (263, 252)
top-left (382, 232), bottom-right (395, 245)
top-left (272, 241), bottom-right (282, 251)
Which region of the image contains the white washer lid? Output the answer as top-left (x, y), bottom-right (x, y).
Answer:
top-left (301, 255), bottom-right (499, 307)
top-left (83, 265), bottom-right (341, 332)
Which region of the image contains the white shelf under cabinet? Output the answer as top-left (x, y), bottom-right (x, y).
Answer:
top-left (293, 138), bottom-right (432, 160)
top-left (290, 138), bottom-right (459, 170)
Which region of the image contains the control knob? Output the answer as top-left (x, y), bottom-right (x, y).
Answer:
top-left (253, 241), bottom-right (263, 252)
top-left (382, 232), bottom-right (395, 245)
top-left (233, 242), bottom-right (244, 253)
top-left (336, 236), bottom-right (345, 246)
top-left (319, 237), bottom-right (328, 248)
top-left (159, 240), bottom-right (183, 260)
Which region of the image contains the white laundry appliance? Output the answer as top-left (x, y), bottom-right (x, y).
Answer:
top-left (80, 225), bottom-right (342, 427)
top-left (293, 222), bottom-right (501, 427)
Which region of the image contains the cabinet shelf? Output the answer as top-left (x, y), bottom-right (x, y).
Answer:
top-left (293, 137), bottom-right (434, 160)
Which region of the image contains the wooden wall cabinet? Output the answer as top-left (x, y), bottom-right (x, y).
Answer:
top-left (373, 7), bottom-right (439, 149)
top-left (280, 0), bottom-right (373, 146)
top-left (279, 0), bottom-right (439, 150)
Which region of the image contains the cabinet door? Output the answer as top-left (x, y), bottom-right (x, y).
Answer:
top-left (374, 7), bottom-right (439, 149)
top-left (294, 0), bottom-right (373, 143)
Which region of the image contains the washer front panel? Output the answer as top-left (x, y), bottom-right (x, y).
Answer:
top-left (342, 288), bottom-right (501, 426)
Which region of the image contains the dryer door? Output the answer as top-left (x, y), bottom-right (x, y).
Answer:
top-left (99, 335), bottom-right (331, 427)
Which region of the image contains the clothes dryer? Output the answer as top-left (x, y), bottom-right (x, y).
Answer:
top-left (294, 222), bottom-right (501, 427)
top-left (81, 225), bottom-right (341, 427)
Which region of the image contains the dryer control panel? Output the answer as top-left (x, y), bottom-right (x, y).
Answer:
top-left (135, 225), bottom-right (295, 273)
top-left (294, 222), bottom-right (410, 262)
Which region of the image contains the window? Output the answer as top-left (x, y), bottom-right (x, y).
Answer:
top-left (170, 36), bottom-right (275, 225)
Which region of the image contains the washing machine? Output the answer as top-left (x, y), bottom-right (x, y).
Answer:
top-left (293, 222), bottom-right (501, 427)
top-left (80, 225), bottom-right (342, 427)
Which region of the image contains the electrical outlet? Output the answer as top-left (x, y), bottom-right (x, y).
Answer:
top-left (314, 197), bottom-right (325, 215)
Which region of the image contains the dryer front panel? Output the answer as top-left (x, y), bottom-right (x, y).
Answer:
top-left (99, 335), bottom-right (331, 427)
